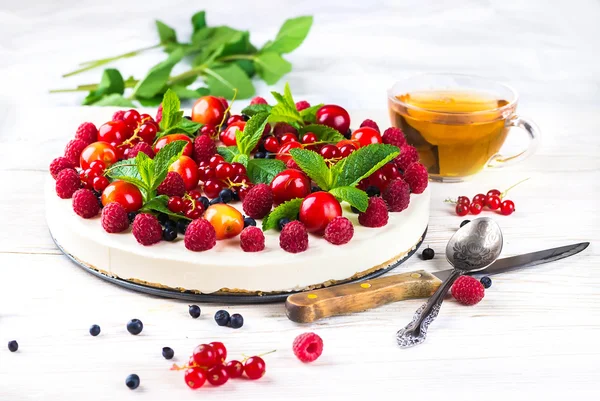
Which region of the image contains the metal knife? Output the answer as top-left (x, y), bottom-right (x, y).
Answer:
top-left (285, 242), bottom-right (589, 323)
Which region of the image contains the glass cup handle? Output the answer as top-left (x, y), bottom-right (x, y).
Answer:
top-left (487, 115), bottom-right (540, 168)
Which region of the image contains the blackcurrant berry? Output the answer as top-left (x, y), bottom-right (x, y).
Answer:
top-left (214, 310), bottom-right (230, 326)
top-left (189, 305), bottom-right (201, 319)
top-left (157, 213), bottom-right (169, 225)
top-left (219, 188), bottom-right (233, 203)
top-left (254, 151), bottom-right (266, 159)
top-left (162, 347), bottom-right (174, 360)
top-left (244, 217), bottom-right (257, 227)
top-left (7, 340), bottom-right (18, 352)
top-left (422, 247), bottom-right (435, 260)
top-left (126, 319), bottom-right (143, 335)
top-left (480, 276), bottom-right (492, 289)
top-left (278, 217), bottom-right (291, 231)
top-left (229, 313), bottom-right (244, 329)
top-left (164, 219), bottom-right (176, 230)
top-left (366, 186), bottom-right (380, 197)
top-left (209, 197), bottom-right (222, 205)
top-left (163, 228), bottom-right (177, 241)
top-left (177, 220), bottom-right (189, 234)
top-left (311, 185), bottom-right (321, 193)
top-left (89, 324), bottom-right (101, 336)
top-left (199, 196), bottom-right (210, 210)
top-left (460, 220), bottom-right (470, 228)
top-left (127, 212), bottom-right (138, 223)
top-left (125, 374), bottom-right (140, 390)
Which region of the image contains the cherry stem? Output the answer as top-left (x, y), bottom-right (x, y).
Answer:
top-left (501, 177), bottom-right (530, 199)
top-left (63, 44), bottom-right (162, 77)
top-left (444, 198), bottom-right (457, 204)
top-left (216, 89), bottom-right (238, 132)
top-left (240, 349), bottom-right (277, 363)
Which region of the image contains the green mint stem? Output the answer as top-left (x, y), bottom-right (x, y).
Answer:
top-left (63, 44), bottom-right (162, 77)
top-left (49, 78), bottom-right (139, 93)
top-left (217, 54), bottom-right (256, 62)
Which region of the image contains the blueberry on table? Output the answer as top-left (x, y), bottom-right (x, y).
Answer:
top-left (480, 276), bottom-right (492, 289)
top-left (162, 347), bottom-right (174, 360)
top-left (126, 319), bottom-right (143, 335)
top-left (125, 374), bottom-right (140, 389)
top-left (229, 313), bottom-right (244, 329)
top-left (89, 324), bottom-right (101, 336)
top-left (421, 247), bottom-right (435, 260)
top-left (189, 305), bottom-right (201, 319)
top-left (214, 310), bottom-right (230, 326)
top-left (8, 340), bottom-right (18, 352)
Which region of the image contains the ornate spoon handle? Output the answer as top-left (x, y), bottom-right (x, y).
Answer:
top-left (396, 269), bottom-right (463, 348)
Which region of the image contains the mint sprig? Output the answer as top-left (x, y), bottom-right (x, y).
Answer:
top-left (235, 112), bottom-right (270, 155)
top-left (247, 159), bottom-right (285, 185)
top-left (329, 186), bottom-right (369, 212)
top-left (288, 148), bottom-right (332, 190)
top-left (241, 104), bottom-right (273, 117)
top-left (158, 89), bottom-right (184, 131)
top-left (141, 195), bottom-right (191, 220)
top-left (262, 198), bottom-right (303, 231)
top-left (217, 146), bottom-right (240, 162)
top-left (268, 83), bottom-right (304, 127)
top-left (299, 104), bottom-right (323, 124)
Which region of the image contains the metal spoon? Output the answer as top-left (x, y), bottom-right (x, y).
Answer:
top-left (396, 217), bottom-right (503, 347)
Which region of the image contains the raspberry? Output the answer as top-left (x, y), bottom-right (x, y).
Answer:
top-left (75, 122), bottom-right (98, 145)
top-left (249, 96), bottom-right (268, 105)
top-left (273, 122), bottom-right (298, 137)
top-left (242, 184), bottom-right (273, 219)
top-left (132, 213), bottom-right (162, 246)
top-left (184, 218), bottom-right (217, 251)
top-left (72, 189), bottom-right (100, 218)
top-left (101, 202), bottom-right (129, 233)
top-left (451, 276), bottom-right (485, 306)
top-left (49, 156), bottom-right (75, 179)
top-left (128, 142), bottom-right (155, 159)
top-left (64, 139), bottom-right (88, 166)
top-left (286, 159), bottom-right (300, 170)
top-left (323, 216), bottom-right (354, 245)
top-left (193, 134), bottom-right (217, 164)
top-left (240, 226), bottom-right (265, 252)
top-left (112, 110), bottom-right (126, 121)
top-left (358, 197), bottom-right (389, 227)
top-left (404, 162), bottom-right (428, 194)
top-left (295, 100), bottom-right (310, 111)
top-left (359, 119), bottom-right (380, 132)
top-left (155, 104), bottom-right (163, 123)
top-left (383, 178), bottom-right (410, 212)
top-left (382, 127), bottom-right (406, 147)
top-left (292, 332), bottom-right (323, 363)
top-left (279, 220), bottom-right (308, 253)
top-left (394, 144), bottom-right (419, 171)
top-left (55, 169), bottom-right (82, 199)
top-left (157, 171), bottom-right (186, 197)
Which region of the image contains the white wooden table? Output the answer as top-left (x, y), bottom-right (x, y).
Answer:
top-left (1, 1), bottom-right (599, 400)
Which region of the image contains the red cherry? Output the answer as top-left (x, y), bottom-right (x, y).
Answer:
top-left (209, 155), bottom-right (225, 168)
top-left (122, 109), bottom-right (141, 130)
top-left (339, 144), bottom-right (356, 158)
top-left (280, 133), bottom-right (298, 144)
top-left (137, 122), bottom-right (157, 144)
top-left (367, 169), bottom-right (389, 192)
top-left (350, 127), bottom-right (382, 147)
top-left (185, 207), bottom-right (202, 220)
top-left (230, 162), bottom-right (246, 177)
top-left (227, 114), bottom-right (244, 125)
top-left (487, 189), bottom-right (501, 197)
top-left (85, 168), bottom-right (100, 181)
top-left (101, 181), bottom-right (143, 212)
top-left (381, 163), bottom-right (401, 180)
top-left (243, 356), bottom-right (266, 380)
top-left (192, 344), bottom-right (217, 368)
top-left (472, 193), bottom-right (486, 204)
top-left (485, 195), bottom-right (501, 210)
top-left (456, 203), bottom-right (469, 216)
top-left (299, 191), bottom-right (343, 234)
top-left (457, 196), bottom-right (470, 205)
top-left (500, 200), bottom-right (515, 215)
top-left (169, 156), bottom-right (199, 191)
top-left (214, 163), bottom-right (234, 180)
top-left (276, 141), bottom-right (303, 163)
top-left (168, 196), bottom-right (185, 213)
top-left (191, 96), bottom-right (227, 126)
top-left (270, 169), bottom-right (311, 205)
top-left (470, 202), bottom-right (483, 215)
top-left (301, 132), bottom-right (317, 144)
top-left (80, 142), bottom-right (118, 170)
top-left (98, 120), bottom-right (133, 145)
top-left (319, 144), bottom-right (340, 160)
top-left (220, 121), bottom-right (245, 147)
top-left (225, 360), bottom-right (244, 379)
top-left (263, 136), bottom-right (280, 153)
top-left (184, 368), bottom-right (207, 389)
top-left (207, 364), bottom-right (229, 386)
top-left (92, 176), bottom-right (109, 192)
top-left (208, 341), bottom-right (227, 364)
top-left (198, 166), bottom-right (215, 182)
top-left (153, 134), bottom-right (193, 157)
top-left (204, 179), bottom-right (226, 199)
top-left (200, 124), bottom-right (217, 138)
top-left (316, 105), bottom-right (351, 134)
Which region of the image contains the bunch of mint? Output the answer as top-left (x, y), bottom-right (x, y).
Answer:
top-left (51, 12), bottom-right (313, 107)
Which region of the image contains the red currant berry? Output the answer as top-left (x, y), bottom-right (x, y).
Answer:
top-left (191, 96), bottom-right (227, 126)
top-left (214, 163), bottom-right (234, 180)
top-left (276, 141), bottom-right (302, 163)
top-left (270, 169), bottom-right (311, 205)
top-left (472, 193), bottom-right (486, 204)
top-left (338, 144), bottom-right (356, 158)
top-left (299, 191), bottom-right (343, 234)
top-left (381, 163), bottom-right (401, 180)
top-left (264, 136), bottom-right (280, 153)
top-left (244, 356), bottom-right (266, 380)
top-left (184, 368), bottom-right (207, 389)
top-left (457, 196), bottom-right (470, 205)
top-left (319, 144), bottom-right (340, 160)
top-left (485, 195), bottom-right (501, 210)
top-left (200, 124), bottom-right (217, 138)
top-left (185, 207), bottom-right (202, 220)
top-left (204, 179), bottom-right (226, 199)
top-left (456, 203), bottom-right (469, 216)
top-left (350, 127), bottom-right (382, 147)
top-left (237, 185), bottom-right (251, 201)
top-left (122, 109), bottom-right (141, 130)
top-left (137, 122), bottom-right (157, 144)
top-left (209, 155), bottom-right (225, 168)
top-left (139, 113), bottom-right (154, 122)
top-left (208, 341), bottom-right (227, 364)
top-left (301, 132), bottom-right (317, 144)
top-left (85, 168), bottom-right (100, 181)
top-left (188, 190), bottom-right (202, 200)
top-left (316, 105), bottom-right (351, 134)
top-left (225, 360), bottom-right (244, 379)
top-left (280, 133), bottom-right (298, 144)
top-left (207, 364), bottom-right (229, 386)
top-left (227, 114), bottom-right (244, 125)
top-left (230, 162), bottom-right (246, 177)
top-left (487, 189), bottom-right (501, 197)
top-left (192, 344), bottom-right (217, 368)
top-left (368, 169), bottom-right (389, 192)
top-left (92, 176), bottom-right (109, 192)
top-left (500, 200), bottom-right (515, 215)
top-left (89, 160), bottom-right (106, 173)
top-left (198, 166), bottom-right (215, 182)
top-left (470, 202), bottom-right (483, 215)
top-left (168, 196), bottom-right (185, 213)
top-left (98, 121), bottom-right (132, 145)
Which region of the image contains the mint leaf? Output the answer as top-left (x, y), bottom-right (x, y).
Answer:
top-left (83, 69), bottom-right (124, 105)
top-left (262, 16), bottom-right (313, 54)
top-left (332, 144), bottom-right (400, 188)
top-left (217, 146), bottom-right (240, 163)
top-left (132, 47), bottom-right (184, 98)
top-left (254, 52), bottom-right (292, 85)
top-left (136, 152), bottom-right (154, 188)
top-left (232, 153), bottom-right (249, 167)
top-left (105, 160), bottom-right (149, 195)
top-left (241, 104), bottom-right (273, 116)
top-left (191, 11), bottom-right (206, 33)
top-left (268, 83), bottom-right (302, 126)
top-left (203, 63), bottom-right (255, 99)
top-left (162, 119), bottom-right (202, 136)
top-left (329, 186), bottom-right (369, 212)
top-left (289, 148), bottom-right (332, 190)
top-left (247, 158), bottom-right (285, 184)
top-left (262, 198), bottom-right (303, 231)
top-left (299, 104), bottom-right (323, 123)
top-left (136, 96), bottom-right (163, 107)
top-left (90, 94), bottom-right (135, 107)
top-left (158, 89), bottom-right (183, 131)
top-left (155, 20), bottom-right (177, 45)
top-left (282, 82), bottom-right (296, 108)
top-left (300, 124), bottom-right (345, 142)
top-left (152, 140), bottom-right (187, 190)
top-left (171, 85), bottom-right (210, 99)
top-left (236, 112), bottom-right (270, 155)
top-left (142, 195), bottom-right (191, 220)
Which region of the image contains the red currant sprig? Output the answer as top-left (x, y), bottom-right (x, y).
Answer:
top-left (445, 178), bottom-right (529, 217)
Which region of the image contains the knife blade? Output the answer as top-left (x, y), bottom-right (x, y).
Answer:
top-left (285, 242), bottom-right (589, 323)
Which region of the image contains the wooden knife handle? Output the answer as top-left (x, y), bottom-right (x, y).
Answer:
top-left (285, 270), bottom-right (442, 323)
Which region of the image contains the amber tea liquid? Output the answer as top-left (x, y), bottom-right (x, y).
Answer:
top-left (389, 90), bottom-right (511, 179)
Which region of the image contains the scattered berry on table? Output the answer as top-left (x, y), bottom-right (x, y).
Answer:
top-left (49, 156), bottom-right (75, 179)
top-left (358, 197), bottom-right (389, 228)
top-left (460, 220), bottom-right (470, 227)
top-left (89, 324), bottom-right (101, 336)
top-left (394, 144), bottom-right (419, 171)
top-left (75, 122), bottom-right (98, 145)
top-left (382, 127), bottom-right (406, 147)
top-left (243, 217), bottom-right (256, 227)
top-left (209, 341), bottom-right (227, 363)
top-left (280, 220), bottom-right (309, 253)
top-left (500, 200), bottom-right (515, 215)
top-left (421, 247), bottom-right (435, 260)
top-left (293, 332), bottom-right (324, 363)
top-left (480, 276), bottom-right (492, 289)
top-left (184, 218), bottom-right (217, 251)
top-left (451, 276), bottom-right (485, 305)
top-left (485, 195), bottom-right (501, 210)
top-left (55, 168), bottom-right (82, 199)
top-left (472, 193), bottom-right (486, 204)
top-left (72, 189), bottom-right (101, 218)
top-left (189, 305), bottom-right (201, 319)
top-left (229, 313), bottom-right (244, 329)
top-left (324, 216), bottom-right (354, 245)
top-left (240, 226), bottom-right (265, 252)
top-left (278, 217), bottom-right (291, 231)
top-left (64, 138), bottom-right (88, 166)
top-left (487, 189), bottom-right (501, 197)
top-left (101, 202), bottom-right (129, 233)
top-left (126, 319), bottom-right (144, 335)
top-left (132, 213), bottom-right (162, 246)
top-left (214, 310), bottom-right (230, 326)
top-left (162, 346), bottom-right (174, 360)
top-left (359, 119), bottom-right (380, 132)
top-left (128, 142), bottom-right (155, 159)
top-left (403, 162), bottom-right (429, 194)
top-left (295, 100), bottom-right (310, 111)
top-left (242, 184), bottom-right (273, 219)
top-left (244, 356), bottom-right (266, 380)
top-left (469, 202), bottom-right (483, 215)
top-left (125, 374), bottom-right (140, 390)
top-left (192, 344), bottom-right (217, 366)
top-left (8, 340), bottom-right (18, 352)
top-left (207, 364), bottom-right (229, 386)
top-left (185, 368), bottom-right (207, 389)
top-left (250, 96), bottom-right (268, 105)
top-left (193, 134), bottom-right (217, 164)
top-left (225, 360), bottom-right (244, 378)
top-left (383, 178), bottom-right (411, 212)
top-left (157, 171), bottom-right (186, 197)
top-left (456, 203), bottom-right (469, 216)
